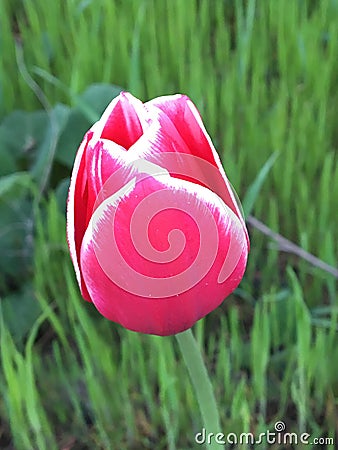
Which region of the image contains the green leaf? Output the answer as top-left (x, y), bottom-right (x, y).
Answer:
top-left (0, 110), bottom-right (48, 176)
top-left (242, 151), bottom-right (279, 217)
top-left (54, 109), bottom-right (91, 168)
top-left (55, 177), bottom-right (70, 212)
top-left (30, 103), bottom-right (70, 184)
top-left (0, 172), bottom-right (35, 292)
top-left (0, 172), bottom-right (33, 197)
top-left (1, 283), bottom-right (41, 346)
top-left (77, 83), bottom-right (122, 120)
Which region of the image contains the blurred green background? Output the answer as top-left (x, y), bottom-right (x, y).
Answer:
top-left (0, 0), bottom-right (337, 449)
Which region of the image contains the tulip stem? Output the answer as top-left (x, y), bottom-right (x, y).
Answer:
top-left (175, 328), bottom-right (223, 450)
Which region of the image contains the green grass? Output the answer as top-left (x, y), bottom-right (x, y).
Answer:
top-left (0, 0), bottom-right (337, 449)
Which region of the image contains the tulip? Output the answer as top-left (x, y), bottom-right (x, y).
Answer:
top-left (67, 92), bottom-right (249, 336)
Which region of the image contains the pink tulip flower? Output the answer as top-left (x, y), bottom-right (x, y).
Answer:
top-left (67, 92), bottom-right (249, 336)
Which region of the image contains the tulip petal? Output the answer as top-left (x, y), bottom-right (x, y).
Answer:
top-left (130, 115), bottom-right (229, 191)
top-left (145, 95), bottom-right (249, 246)
top-left (67, 131), bottom-right (127, 301)
top-left (97, 92), bottom-right (149, 148)
top-left (80, 163), bottom-right (248, 335)
top-left (67, 131), bottom-right (93, 300)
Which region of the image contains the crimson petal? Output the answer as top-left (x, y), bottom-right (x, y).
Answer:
top-left (80, 163), bottom-right (248, 335)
